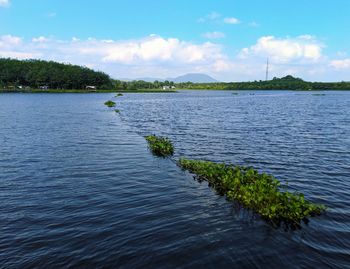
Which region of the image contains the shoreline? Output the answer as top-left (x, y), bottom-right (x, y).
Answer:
top-left (1, 88), bottom-right (350, 94)
top-left (0, 89), bottom-right (177, 94)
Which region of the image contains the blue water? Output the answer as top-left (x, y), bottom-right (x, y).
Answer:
top-left (0, 91), bottom-right (349, 268)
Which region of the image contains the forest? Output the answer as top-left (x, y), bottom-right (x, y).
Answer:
top-left (176, 75), bottom-right (350, 91)
top-left (1, 58), bottom-right (350, 91)
top-left (0, 58), bottom-right (112, 90)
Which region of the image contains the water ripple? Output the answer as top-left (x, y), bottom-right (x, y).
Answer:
top-left (0, 91), bottom-right (349, 268)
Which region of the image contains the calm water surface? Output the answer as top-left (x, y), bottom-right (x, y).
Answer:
top-left (0, 91), bottom-right (349, 268)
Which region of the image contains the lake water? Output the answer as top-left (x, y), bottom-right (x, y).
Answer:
top-left (0, 91), bottom-right (349, 268)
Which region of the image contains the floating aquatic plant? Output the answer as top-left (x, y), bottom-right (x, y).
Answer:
top-left (178, 159), bottom-right (326, 226)
top-left (104, 100), bottom-right (116, 107)
top-left (145, 135), bottom-right (174, 157)
top-left (116, 93), bottom-right (123, 97)
top-left (114, 109), bottom-right (120, 113)
top-left (312, 93), bottom-right (326, 96)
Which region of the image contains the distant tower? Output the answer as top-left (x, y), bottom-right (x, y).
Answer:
top-left (265, 58), bottom-right (269, 81)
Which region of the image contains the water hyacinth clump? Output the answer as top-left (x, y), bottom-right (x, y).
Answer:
top-left (104, 100), bottom-right (116, 107)
top-left (116, 93), bottom-right (123, 97)
top-left (145, 135), bottom-right (174, 157)
top-left (178, 159), bottom-right (326, 226)
top-left (114, 109), bottom-right (120, 113)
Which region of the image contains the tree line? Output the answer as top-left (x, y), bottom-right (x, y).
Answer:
top-left (113, 79), bottom-right (175, 91)
top-left (1, 58), bottom-right (349, 91)
top-left (0, 58), bottom-right (178, 91)
top-left (0, 58), bottom-right (112, 89)
top-left (177, 75), bottom-right (350, 90)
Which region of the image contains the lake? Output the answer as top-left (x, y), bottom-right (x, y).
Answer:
top-left (0, 90), bottom-right (349, 268)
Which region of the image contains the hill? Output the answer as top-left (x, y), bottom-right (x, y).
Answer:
top-left (128, 73), bottom-right (218, 83)
top-left (0, 58), bottom-right (112, 90)
top-left (171, 73), bottom-right (218, 83)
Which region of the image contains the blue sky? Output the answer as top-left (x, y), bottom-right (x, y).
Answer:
top-left (1, 0), bottom-right (350, 81)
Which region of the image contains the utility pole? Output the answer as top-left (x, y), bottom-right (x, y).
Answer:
top-left (265, 58), bottom-right (269, 81)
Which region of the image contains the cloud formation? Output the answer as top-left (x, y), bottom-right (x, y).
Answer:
top-left (198, 12), bottom-right (242, 25)
top-left (224, 17), bottom-right (240, 24)
top-left (330, 59), bottom-right (350, 69)
top-left (202, 32), bottom-right (226, 39)
top-left (0, 0), bottom-right (9, 7)
top-left (197, 12), bottom-right (221, 23)
top-left (0, 34), bottom-right (231, 79)
top-left (240, 35), bottom-right (323, 63)
top-left (0, 34), bottom-right (347, 81)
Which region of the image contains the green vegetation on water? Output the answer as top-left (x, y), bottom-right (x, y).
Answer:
top-left (145, 135), bottom-right (174, 157)
top-left (116, 93), bottom-right (123, 97)
top-left (178, 159), bottom-right (326, 226)
top-left (104, 100), bottom-right (116, 107)
top-left (104, 99), bottom-right (325, 228)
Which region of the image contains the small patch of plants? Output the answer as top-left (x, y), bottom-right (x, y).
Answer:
top-left (116, 93), bottom-right (123, 97)
top-left (145, 135), bottom-right (174, 157)
top-left (104, 100), bottom-right (116, 107)
top-left (178, 159), bottom-right (326, 226)
top-left (312, 93), bottom-right (326, 96)
top-left (114, 109), bottom-right (120, 113)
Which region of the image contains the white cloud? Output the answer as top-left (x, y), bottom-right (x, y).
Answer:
top-left (197, 12), bottom-right (221, 23)
top-left (0, 34), bottom-right (229, 79)
top-left (248, 21), bottom-right (260, 27)
top-left (198, 13), bottom-right (241, 26)
top-left (0, 35), bottom-right (22, 45)
top-left (78, 35), bottom-right (225, 65)
top-left (0, 0), bottom-right (9, 7)
top-left (224, 17), bottom-right (240, 24)
top-left (202, 31), bottom-right (226, 39)
top-left (298, 34), bottom-right (315, 40)
top-left (0, 35), bottom-right (39, 59)
top-left (0, 33), bottom-right (347, 82)
top-left (330, 59), bottom-right (350, 69)
top-left (32, 36), bottom-right (50, 43)
top-left (240, 35), bottom-right (323, 63)
top-left (46, 12), bottom-right (56, 18)
top-left (207, 12), bottom-right (221, 20)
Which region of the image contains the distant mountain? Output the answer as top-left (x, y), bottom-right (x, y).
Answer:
top-left (133, 77), bottom-right (165, 82)
top-left (122, 73), bottom-right (219, 83)
top-left (171, 73), bottom-right (218, 83)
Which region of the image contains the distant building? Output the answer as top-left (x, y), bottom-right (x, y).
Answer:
top-left (162, 86), bottom-right (170, 90)
top-left (39, 85), bottom-right (49, 90)
top-left (86, 86), bottom-right (96, 90)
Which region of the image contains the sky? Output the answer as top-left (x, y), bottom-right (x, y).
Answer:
top-left (0, 0), bottom-right (350, 81)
